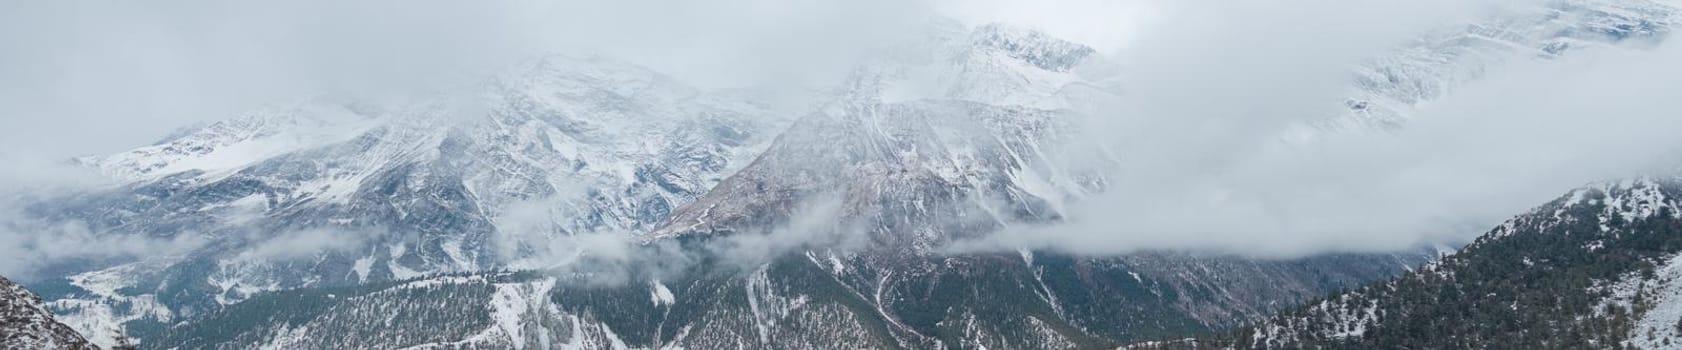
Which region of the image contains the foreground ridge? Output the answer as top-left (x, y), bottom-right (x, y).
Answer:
top-left (1151, 178), bottom-right (1682, 349)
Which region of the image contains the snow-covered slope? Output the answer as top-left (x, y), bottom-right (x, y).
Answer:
top-left (1, 275), bottom-right (98, 349)
top-left (1604, 250), bottom-right (1682, 349)
top-left (25, 54), bottom-right (798, 347)
top-left (1311, 0), bottom-right (1677, 134)
top-left (864, 22), bottom-right (1117, 109)
top-left (1174, 178), bottom-right (1682, 349)
top-left (645, 23), bottom-right (1117, 252)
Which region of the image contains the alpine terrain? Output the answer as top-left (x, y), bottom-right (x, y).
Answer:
top-left (1, 276), bottom-right (97, 349)
top-left (1163, 178), bottom-right (1682, 349)
top-left (0, 0), bottom-right (1677, 348)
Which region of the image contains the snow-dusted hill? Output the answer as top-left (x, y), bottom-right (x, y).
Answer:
top-left (1, 275), bottom-right (97, 349)
top-left (1157, 178), bottom-right (1682, 349)
top-left (645, 23), bottom-right (1117, 252)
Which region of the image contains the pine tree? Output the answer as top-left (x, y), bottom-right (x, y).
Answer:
top-left (112, 327), bottom-right (139, 350)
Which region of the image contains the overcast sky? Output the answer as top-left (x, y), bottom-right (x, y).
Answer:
top-left (0, 0), bottom-right (1143, 158)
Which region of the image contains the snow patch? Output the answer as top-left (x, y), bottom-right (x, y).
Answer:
top-left (650, 280), bottom-right (675, 306)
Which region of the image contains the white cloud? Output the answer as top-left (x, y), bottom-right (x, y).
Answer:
top-left (0, 209), bottom-right (206, 280)
top-left (489, 192), bottom-right (861, 284)
top-left (964, 0), bottom-right (1682, 257)
top-left (237, 228), bottom-right (373, 261)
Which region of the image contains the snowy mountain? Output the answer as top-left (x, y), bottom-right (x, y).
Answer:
top-left (1307, 0), bottom-right (1676, 135)
top-left (14, 23), bottom-right (1415, 349)
top-left (5, 0), bottom-right (1677, 347)
top-left (27, 54), bottom-right (799, 347)
top-left (1, 275), bottom-right (98, 349)
top-left (645, 22), bottom-right (1117, 252)
top-left (1155, 177), bottom-right (1682, 349)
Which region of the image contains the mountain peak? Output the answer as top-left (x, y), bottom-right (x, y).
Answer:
top-left (968, 23), bottom-right (1097, 72)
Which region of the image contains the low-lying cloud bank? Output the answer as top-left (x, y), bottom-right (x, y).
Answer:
top-left (0, 208), bottom-right (206, 280)
top-left (490, 194), bottom-right (866, 284)
top-left (966, 0), bottom-right (1682, 257)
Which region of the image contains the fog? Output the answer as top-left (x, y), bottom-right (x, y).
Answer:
top-left (3, 0), bottom-right (1682, 277)
top-left (0, 0), bottom-right (935, 160)
top-left (491, 193), bottom-right (865, 285)
top-left (0, 204), bottom-right (206, 279)
top-left (969, 0), bottom-right (1682, 257)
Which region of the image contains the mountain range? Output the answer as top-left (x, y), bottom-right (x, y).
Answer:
top-left (2, 0), bottom-right (1679, 348)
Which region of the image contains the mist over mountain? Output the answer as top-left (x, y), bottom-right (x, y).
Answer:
top-left (2, 0), bottom-right (1681, 348)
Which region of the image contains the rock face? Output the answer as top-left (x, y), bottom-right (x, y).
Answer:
top-left (1167, 178), bottom-right (1682, 349)
top-left (2, 275), bottom-right (97, 349)
top-left (5, 0), bottom-right (1677, 348)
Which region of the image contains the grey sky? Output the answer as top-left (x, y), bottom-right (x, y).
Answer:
top-left (0, 0), bottom-right (941, 159)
